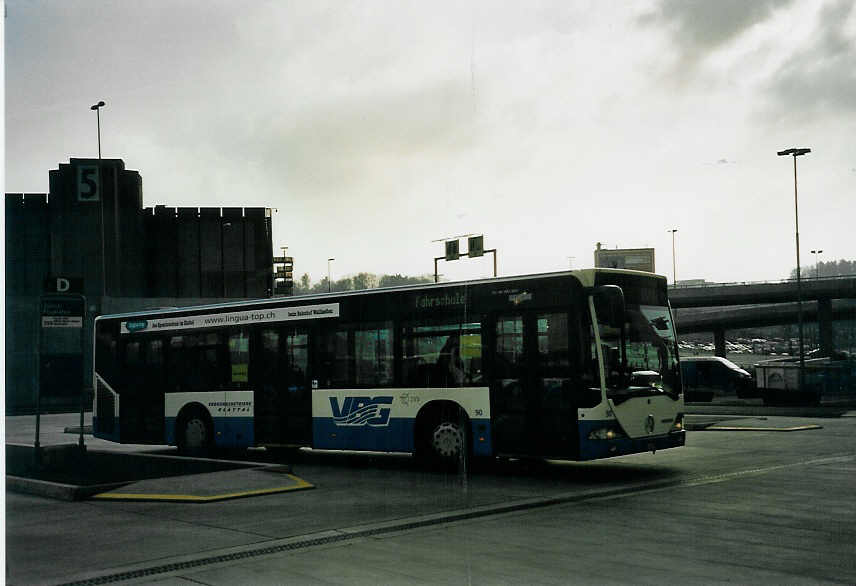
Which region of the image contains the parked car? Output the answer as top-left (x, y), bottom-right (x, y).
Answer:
top-left (680, 356), bottom-right (756, 402)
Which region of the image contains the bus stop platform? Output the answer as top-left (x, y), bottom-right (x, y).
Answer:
top-left (685, 415), bottom-right (824, 432)
top-left (6, 443), bottom-right (314, 502)
top-left (91, 464), bottom-right (313, 502)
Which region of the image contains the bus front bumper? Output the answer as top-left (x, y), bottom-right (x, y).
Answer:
top-left (578, 425), bottom-right (685, 461)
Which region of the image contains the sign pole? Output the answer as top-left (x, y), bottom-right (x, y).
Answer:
top-left (79, 295), bottom-right (88, 452)
top-left (38, 287), bottom-right (87, 460)
top-left (34, 297), bottom-right (43, 466)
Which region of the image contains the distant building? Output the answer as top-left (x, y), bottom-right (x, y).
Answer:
top-left (593, 243), bottom-right (655, 273)
top-left (5, 158), bottom-right (274, 413)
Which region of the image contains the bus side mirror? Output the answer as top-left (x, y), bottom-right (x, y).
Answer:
top-left (593, 285), bottom-right (625, 328)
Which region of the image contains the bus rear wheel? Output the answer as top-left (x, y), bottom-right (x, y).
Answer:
top-left (177, 409), bottom-right (213, 455)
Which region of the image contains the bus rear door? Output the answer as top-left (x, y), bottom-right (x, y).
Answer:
top-left (255, 327), bottom-right (312, 446)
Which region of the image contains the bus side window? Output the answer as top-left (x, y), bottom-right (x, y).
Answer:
top-left (495, 317), bottom-right (524, 380)
top-left (537, 313), bottom-right (570, 407)
top-left (403, 321), bottom-right (482, 388)
top-left (537, 313), bottom-right (569, 374)
top-left (123, 341), bottom-right (143, 391)
top-left (198, 333), bottom-right (224, 391)
top-left (259, 329), bottom-right (280, 384)
top-left (354, 322), bottom-right (393, 387)
top-left (228, 330), bottom-right (249, 386)
top-left (168, 332), bottom-right (226, 393)
top-left (147, 339), bottom-right (164, 381)
top-left (320, 326), bottom-right (352, 388)
top-left (494, 317), bottom-right (525, 410)
top-left (460, 327), bottom-right (483, 385)
top-left (286, 330), bottom-right (310, 391)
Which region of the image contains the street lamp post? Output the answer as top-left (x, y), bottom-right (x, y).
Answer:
top-left (327, 258), bottom-right (335, 293)
top-left (91, 101), bottom-right (107, 297)
top-left (778, 147), bottom-right (811, 378)
top-left (91, 101), bottom-right (105, 158)
top-left (811, 249), bottom-right (823, 279)
top-left (668, 229), bottom-right (678, 285)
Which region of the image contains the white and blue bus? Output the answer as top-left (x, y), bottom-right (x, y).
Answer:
top-left (92, 269), bottom-right (685, 463)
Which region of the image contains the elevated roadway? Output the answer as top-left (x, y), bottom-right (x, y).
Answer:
top-left (669, 275), bottom-right (856, 308)
top-left (675, 299), bottom-right (856, 334)
top-left (668, 275), bottom-right (856, 356)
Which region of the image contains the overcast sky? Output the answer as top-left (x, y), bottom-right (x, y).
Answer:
top-left (5, 0), bottom-right (855, 285)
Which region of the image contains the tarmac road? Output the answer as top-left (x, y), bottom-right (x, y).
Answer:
top-left (5, 411), bottom-right (856, 585)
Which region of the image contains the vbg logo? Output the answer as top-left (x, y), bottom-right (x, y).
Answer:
top-left (329, 396), bottom-right (393, 427)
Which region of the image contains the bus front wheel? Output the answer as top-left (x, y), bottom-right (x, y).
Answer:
top-left (419, 407), bottom-right (470, 470)
top-left (431, 421), bottom-right (465, 460)
top-left (177, 408), bottom-right (213, 455)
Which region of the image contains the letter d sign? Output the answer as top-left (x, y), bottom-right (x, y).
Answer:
top-left (43, 275), bottom-right (81, 294)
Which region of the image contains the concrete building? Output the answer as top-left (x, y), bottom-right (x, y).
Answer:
top-left (593, 243), bottom-right (655, 273)
top-left (5, 158), bottom-right (274, 414)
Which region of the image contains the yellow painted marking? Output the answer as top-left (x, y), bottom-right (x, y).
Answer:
top-left (705, 424), bottom-right (822, 432)
top-left (91, 474), bottom-right (313, 502)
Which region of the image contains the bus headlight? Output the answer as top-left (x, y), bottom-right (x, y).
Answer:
top-left (588, 427), bottom-right (626, 440)
top-left (670, 414), bottom-right (684, 432)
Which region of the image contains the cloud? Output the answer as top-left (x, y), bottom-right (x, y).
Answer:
top-left (236, 79), bottom-right (477, 197)
top-left (640, 0), bottom-right (790, 58)
top-left (763, 0), bottom-right (856, 117)
top-left (637, 0), bottom-right (856, 121)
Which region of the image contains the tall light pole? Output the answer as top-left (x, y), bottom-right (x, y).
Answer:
top-left (327, 258), bottom-right (335, 293)
top-left (668, 229), bottom-right (678, 285)
top-left (91, 101), bottom-right (107, 297)
top-left (811, 249), bottom-right (823, 279)
top-left (91, 101), bottom-right (105, 158)
top-left (778, 147), bottom-right (810, 376)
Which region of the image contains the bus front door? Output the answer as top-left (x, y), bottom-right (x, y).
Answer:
top-left (532, 312), bottom-right (577, 458)
top-left (490, 311), bottom-right (577, 458)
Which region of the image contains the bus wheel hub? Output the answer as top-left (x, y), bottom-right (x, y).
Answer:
top-left (185, 418), bottom-right (207, 448)
top-left (432, 422), bottom-right (462, 457)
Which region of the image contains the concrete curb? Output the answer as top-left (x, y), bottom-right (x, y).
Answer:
top-left (63, 425), bottom-right (93, 434)
top-left (6, 475), bottom-right (128, 501)
top-left (704, 424), bottom-right (823, 432)
top-left (5, 444), bottom-right (274, 502)
top-left (686, 404), bottom-right (855, 417)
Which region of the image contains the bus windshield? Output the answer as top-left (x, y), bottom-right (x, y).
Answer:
top-left (596, 303), bottom-right (680, 401)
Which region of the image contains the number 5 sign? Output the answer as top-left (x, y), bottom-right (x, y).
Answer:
top-left (77, 165), bottom-right (100, 201)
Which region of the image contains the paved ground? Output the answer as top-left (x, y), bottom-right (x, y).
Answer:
top-left (6, 411), bottom-right (856, 585)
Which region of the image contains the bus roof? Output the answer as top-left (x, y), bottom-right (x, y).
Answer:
top-left (95, 267), bottom-right (667, 321)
